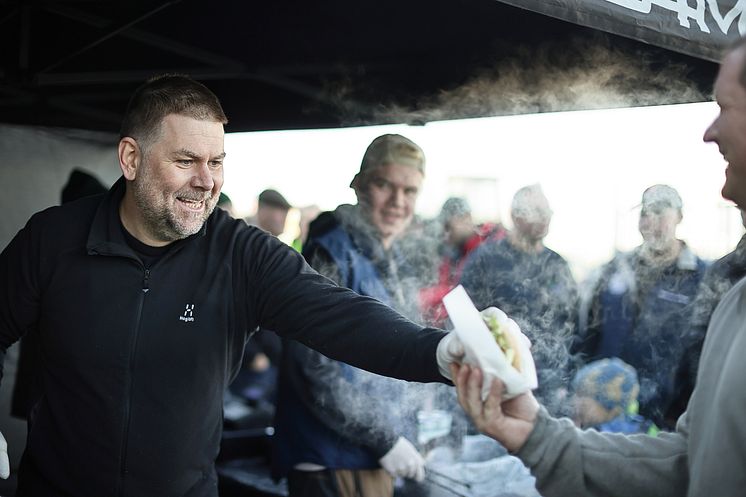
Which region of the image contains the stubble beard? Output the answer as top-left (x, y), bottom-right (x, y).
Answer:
top-left (132, 169), bottom-right (216, 243)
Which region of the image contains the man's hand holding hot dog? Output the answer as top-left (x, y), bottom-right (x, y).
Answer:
top-left (451, 363), bottom-right (540, 453)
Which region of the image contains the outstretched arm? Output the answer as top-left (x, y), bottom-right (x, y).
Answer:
top-left (452, 364), bottom-right (688, 497)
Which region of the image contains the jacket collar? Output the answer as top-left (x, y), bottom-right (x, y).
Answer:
top-left (333, 204), bottom-right (402, 265)
top-left (675, 243), bottom-right (699, 271)
top-left (631, 241), bottom-right (699, 271)
top-left (86, 175), bottom-right (208, 258)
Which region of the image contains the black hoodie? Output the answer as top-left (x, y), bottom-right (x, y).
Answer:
top-left (0, 177), bottom-right (446, 497)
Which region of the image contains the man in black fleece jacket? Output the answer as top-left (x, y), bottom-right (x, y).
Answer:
top-left (0, 74), bottom-right (461, 497)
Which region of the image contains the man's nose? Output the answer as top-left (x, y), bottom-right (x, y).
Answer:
top-left (703, 119), bottom-right (717, 143)
top-left (390, 188), bottom-right (406, 206)
top-left (192, 162), bottom-right (215, 190)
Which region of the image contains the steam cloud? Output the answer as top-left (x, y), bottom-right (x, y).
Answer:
top-left (300, 40), bottom-right (713, 485)
top-left (324, 36), bottom-right (708, 125)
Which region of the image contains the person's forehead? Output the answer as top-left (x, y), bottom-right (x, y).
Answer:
top-left (445, 213), bottom-right (471, 225)
top-left (717, 48), bottom-right (746, 96)
top-left (515, 194), bottom-right (550, 211)
top-left (158, 114), bottom-right (225, 141)
top-left (640, 205), bottom-right (678, 217)
top-left (371, 163), bottom-right (424, 184)
top-left (259, 204), bottom-right (289, 213)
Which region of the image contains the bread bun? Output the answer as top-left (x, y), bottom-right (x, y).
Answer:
top-left (483, 314), bottom-right (522, 372)
top-left (502, 323), bottom-right (522, 372)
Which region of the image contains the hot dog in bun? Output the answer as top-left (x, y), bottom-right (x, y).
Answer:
top-left (483, 313), bottom-right (522, 372)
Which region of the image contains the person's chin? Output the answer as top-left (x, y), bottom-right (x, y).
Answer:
top-left (174, 213), bottom-right (205, 235)
top-left (378, 224), bottom-right (404, 240)
top-left (722, 180), bottom-right (745, 207)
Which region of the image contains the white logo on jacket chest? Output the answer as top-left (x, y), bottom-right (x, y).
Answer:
top-left (179, 304), bottom-right (195, 322)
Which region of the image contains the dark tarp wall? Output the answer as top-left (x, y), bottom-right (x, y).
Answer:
top-left (496, 0), bottom-right (744, 62)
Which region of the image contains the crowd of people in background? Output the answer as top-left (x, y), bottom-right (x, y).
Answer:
top-left (205, 132), bottom-right (731, 496)
top-left (27, 128), bottom-right (737, 497)
top-left (234, 165), bottom-right (720, 425)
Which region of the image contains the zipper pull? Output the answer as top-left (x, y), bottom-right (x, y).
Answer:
top-left (143, 268), bottom-right (150, 293)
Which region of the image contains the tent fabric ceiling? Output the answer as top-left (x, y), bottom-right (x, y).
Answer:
top-left (0, 0), bottom-right (719, 134)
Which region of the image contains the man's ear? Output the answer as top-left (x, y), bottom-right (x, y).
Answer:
top-left (351, 178), bottom-right (370, 206)
top-left (118, 137), bottom-right (141, 180)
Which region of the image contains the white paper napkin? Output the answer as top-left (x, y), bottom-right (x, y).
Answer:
top-left (443, 285), bottom-right (538, 399)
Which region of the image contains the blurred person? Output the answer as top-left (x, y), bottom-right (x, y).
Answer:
top-left (60, 168), bottom-right (108, 204)
top-left (419, 197), bottom-right (505, 327)
top-left (669, 207), bottom-right (746, 416)
top-left (575, 184), bottom-right (707, 428)
top-left (291, 204), bottom-right (321, 252)
top-left (238, 189), bottom-right (291, 411)
top-left (460, 184), bottom-right (578, 413)
top-left (247, 188), bottom-right (291, 237)
top-left (0, 76), bottom-right (465, 496)
top-left (11, 169), bottom-right (108, 422)
top-left (272, 134), bottom-right (429, 497)
top-left (571, 358), bottom-right (657, 435)
top-left (450, 38), bottom-right (746, 497)
top-left (216, 191), bottom-right (236, 217)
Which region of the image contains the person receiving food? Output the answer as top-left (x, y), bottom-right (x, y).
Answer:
top-left (450, 38), bottom-right (746, 497)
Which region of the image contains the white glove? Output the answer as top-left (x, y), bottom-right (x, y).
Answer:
top-left (436, 331), bottom-right (464, 380)
top-left (378, 436), bottom-right (425, 482)
top-left (0, 430), bottom-right (9, 479)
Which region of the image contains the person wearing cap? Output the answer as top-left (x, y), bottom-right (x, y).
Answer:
top-left (271, 134), bottom-right (428, 496)
top-left (571, 358), bottom-right (657, 436)
top-left (246, 188), bottom-right (292, 237)
top-left (419, 197), bottom-right (505, 327)
top-left (669, 207), bottom-right (746, 417)
top-left (459, 184), bottom-right (578, 415)
top-left (238, 189), bottom-right (291, 415)
top-left (234, 189), bottom-right (291, 411)
top-left (574, 184), bottom-right (707, 429)
top-left (450, 36), bottom-right (746, 497)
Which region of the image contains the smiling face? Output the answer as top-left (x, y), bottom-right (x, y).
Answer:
top-left (704, 46), bottom-right (746, 209)
top-left (119, 114), bottom-right (225, 246)
top-left (355, 163), bottom-right (423, 248)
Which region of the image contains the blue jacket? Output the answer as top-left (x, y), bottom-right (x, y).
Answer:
top-left (272, 207), bottom-right (414, 477)
top-left (578, 245), bottom-right (707, 425)
top-left (596, 413), bottom-right (658, 435)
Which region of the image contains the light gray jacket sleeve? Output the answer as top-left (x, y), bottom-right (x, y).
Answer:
top-left (516, 408), bottom-right (689, 497)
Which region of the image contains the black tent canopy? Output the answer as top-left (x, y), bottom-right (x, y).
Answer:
top-left (0, 0), bottom-right (728, 133)
top-left (496, 0), bottom-right (744, 61)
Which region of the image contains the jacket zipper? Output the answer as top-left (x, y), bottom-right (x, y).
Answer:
top-left (116, 266), bottom-right (150, 496)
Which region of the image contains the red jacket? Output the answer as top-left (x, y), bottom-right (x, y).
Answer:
top-left (419, 223), bottom-right (505, 326)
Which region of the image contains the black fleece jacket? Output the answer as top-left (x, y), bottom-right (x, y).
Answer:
top-left (0, 177), bottom-right (446, 497)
